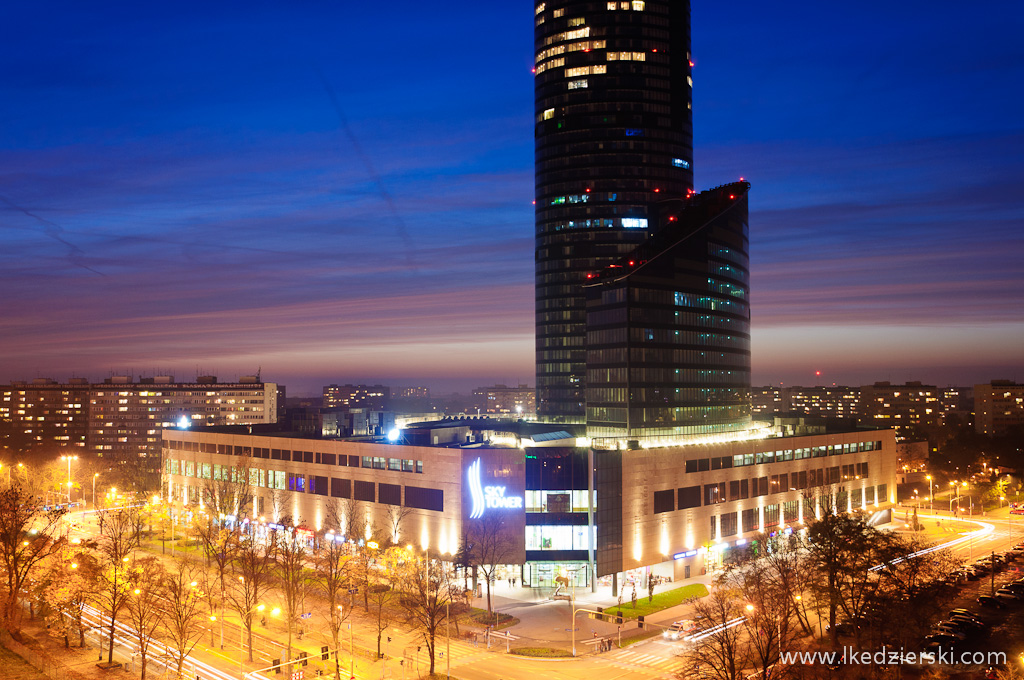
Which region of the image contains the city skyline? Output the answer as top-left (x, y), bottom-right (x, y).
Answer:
top-left (2, 2), bottom-right (1022, 397)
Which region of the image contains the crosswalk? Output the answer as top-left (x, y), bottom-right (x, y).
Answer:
top-left (603, 648), bottom-right (685, 674)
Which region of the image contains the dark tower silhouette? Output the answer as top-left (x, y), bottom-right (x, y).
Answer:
top-left (534, 0), bottom-right (695, 422)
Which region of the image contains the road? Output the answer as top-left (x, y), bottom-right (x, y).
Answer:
top-left (63, 506), bottom-right (1024, 680)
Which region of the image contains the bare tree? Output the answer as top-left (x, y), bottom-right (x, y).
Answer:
top-left (95, 506), bottom-right (141, 665)
top-left (200, 456), bottom-right (255, 520)
top-left (340, 497), bottom-right (366, 543)
top-left (191, 513), bottom-right (238, 647)
top-left (161, 560), bottom-right (207, 680)
top-left (676, 588), bottom-right (745, 680)
top-left (805, 493), bottom-right (884, 647)
top-left (125, 557), bottom-right (165, 680)
top-left (382, 504), bottom-right (412, 548)
top-left (228, 530), bottom-right (278, 662)
top-left (395, 551), bottom-right (458, 676)
top-left (313, 504), bottom-right (354, 680)
top-left (731, 560), bottom-right (799, 679)
top-left (278, 525), bottom-right (309, 666)
top-left (41, 538), bottom-right (101, 648)
top-left (465, 513), bottom-right (518, 617)
top-left (0, 484), bottom-right (68, 633)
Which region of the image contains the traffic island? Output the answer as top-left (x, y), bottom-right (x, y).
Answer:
top-left (510, 647), bottom-right (574, 658)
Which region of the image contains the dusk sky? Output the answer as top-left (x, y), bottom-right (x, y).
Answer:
top-left (2, 2), bottom-right (1022, 396)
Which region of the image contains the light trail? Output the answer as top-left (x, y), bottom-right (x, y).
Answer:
top-left (870, 514), bottom-right (994, 572)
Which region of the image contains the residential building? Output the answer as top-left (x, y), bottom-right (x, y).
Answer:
top-left (472, 384), bottom-right (536, 416)
top-left (322, 384), bottom-right (390, 411)
top-left (1, 375), bottom-right (278, 482)
top-left (859, 381), bottom-right (940, 436)
top-left (975, 380), bottom-right (1024, 436)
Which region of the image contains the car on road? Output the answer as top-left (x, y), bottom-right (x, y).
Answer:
top-left (664, 619), bottom-right (699, 640)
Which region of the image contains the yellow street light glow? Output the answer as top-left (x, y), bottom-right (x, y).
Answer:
top-left (746, 603), bottom-right (755, 612)
top-left (210, 616), bottom-right (216, 622)
top-left (367, 541), bottom-right (379, 550)
top-left (257, 604), bottom-right (265, 612)
top-left (271, 607), bottom-right (280, 616)
top-left (134, 589), bottom-right (141, 595)
top-left (71, 563), bottom-right (78, 569)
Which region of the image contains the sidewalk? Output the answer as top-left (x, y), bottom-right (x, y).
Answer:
top-left (473, 574), bottom-right (716, 652)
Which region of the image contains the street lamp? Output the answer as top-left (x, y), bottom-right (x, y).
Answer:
top-left (93, 473), bottom-right (100, 508)
top-left (926, 475), bottom-right (933, 512)
top-left (60, 455), bottom-right (78, 505)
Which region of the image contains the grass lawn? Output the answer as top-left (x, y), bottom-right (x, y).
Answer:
top-left (603, 583), bottom-right (709, 620)
top-left (468, 608), bottom-right (520, 630)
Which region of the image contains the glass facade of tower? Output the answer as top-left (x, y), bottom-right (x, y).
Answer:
top-left (535, 0), bottom-right (694, 422)
top-left (583, 183), bottom-right (752, 441)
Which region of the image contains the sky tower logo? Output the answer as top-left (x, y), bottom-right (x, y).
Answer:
top-left (467, 457), bottom-right (523, 519)
top-left (468, 458), bottom-right (486, 519)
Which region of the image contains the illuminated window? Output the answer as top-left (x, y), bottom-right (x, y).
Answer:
top-left (672, 158), bottom-right (690, 169)
top-left (553, 7), bottom-right (564, 17)
top-left (535, 2), bottom-right (545, 14)
top-left (543, 108), bottom-right (555, 120)
top-left (622, 218), bottom-right (648, 228)
top-left (687, 75), bottom-right (693, 86)
top-left (535, 57), bottom-right (564, 75)
top-left (632, 0), bottom-right (645, 9)
top-left (568, 79), bottom-right (588, 90)
top-left (568, 17), bottom-right (583, 26)
top-left (607, 1), bottom-right (616, 8)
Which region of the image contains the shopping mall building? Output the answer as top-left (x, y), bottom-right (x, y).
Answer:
top-left (161, 418), bottom-right (895, 594)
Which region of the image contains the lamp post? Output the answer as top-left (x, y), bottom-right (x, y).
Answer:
top-left (926, 475), bottom-right (933, 512)
top-left (60, 455), bottom-right (78, 505)
top-left (92, 473), bottom-right (99, 508)
top-left (239, 604), bottom-right (278, 676)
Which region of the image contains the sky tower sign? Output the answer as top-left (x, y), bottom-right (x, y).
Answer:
top-left (467, 457), bottom-right (524, 519)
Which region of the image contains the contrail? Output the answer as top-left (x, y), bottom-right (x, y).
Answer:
top-left (0, 194), bottom-right (106, 276)
top-left (315, 69), bottom-right (417, 271)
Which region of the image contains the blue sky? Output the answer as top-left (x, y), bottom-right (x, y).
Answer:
top-left (1, 2), bottom-right (1022, 395)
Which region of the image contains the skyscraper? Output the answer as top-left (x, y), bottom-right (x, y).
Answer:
top-left (584, 182), bottom-right (751, 441)
top-left (534, 0), bottom-right (695, 422)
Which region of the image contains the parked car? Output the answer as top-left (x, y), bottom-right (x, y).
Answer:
top-left (995, 588), bottom-right (1023, 601)
top-left (948, 615), bottom-right (987, 631)
top-left (924, 633), bottom-right (962, 646)
top-left (824, 619), bottom-right (863, 637)
top-left (931, 624), bottom-right (968, 640)
top-left (979, 595), bottom-right (1007, 609)
top-left (949, 608), bottom-right (979, 618)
